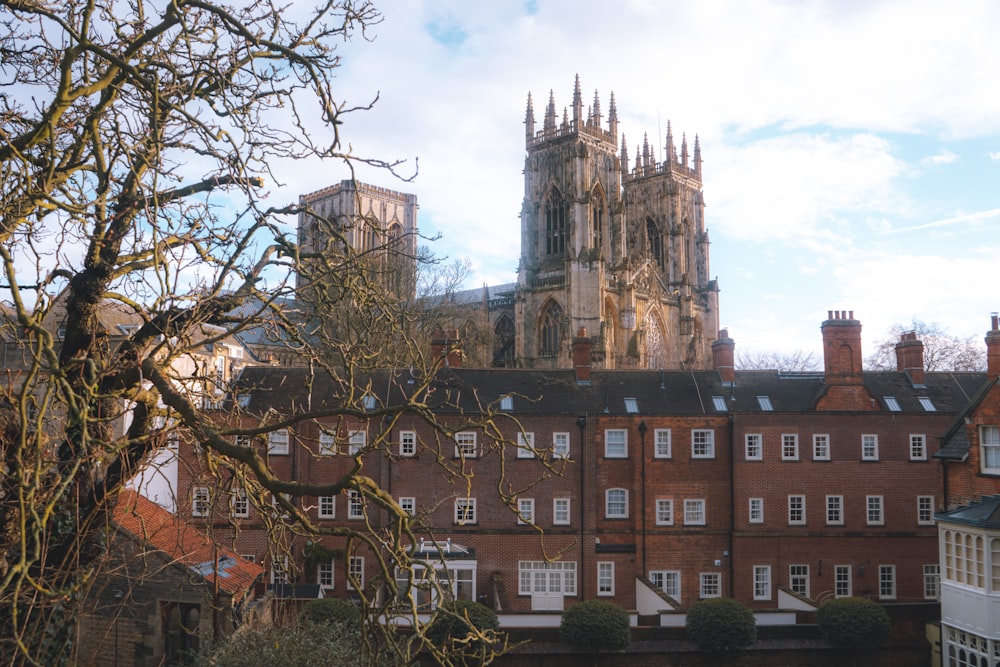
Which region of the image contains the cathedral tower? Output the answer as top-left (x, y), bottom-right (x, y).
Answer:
top-left (515, 76), bottom-right (719, 369)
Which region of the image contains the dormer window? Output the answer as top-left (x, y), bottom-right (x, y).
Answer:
top-left (500, 395), bottom-right (514, 411)
top-left (883, 396), bottom-right (901, 412)
top-left (361, 395), bottom-right (377, 411)
top-left (756, 396), bottom-right (773, 411)
top-left (624, 398), bottom-right (639, 413)
top-left (711, 396), bottom-right (727, 412)
top-left (917, 396), bottom-right (936, 412)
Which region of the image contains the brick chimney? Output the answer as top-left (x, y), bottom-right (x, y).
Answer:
top-left (572, 327), bottom-right (592, 384)
top-left (821, 310), bottom-right (863, 384)
top-left (894, 330), bottom-right (925, 385)
top-left (431, 329), bottom-right (461, 368)
top-left (712, 328), bottom-right (735, 384)
top-left (988, 313), bottom-right (1000, 381)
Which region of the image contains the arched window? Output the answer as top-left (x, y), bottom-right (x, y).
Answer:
top-left (492, 313), bottom-right (515, 368)
top-left (644, 309), bottom-right (666, 370)
top-left (544, 188), bottom-right (566, 256)
top-left (646, 218), bottom-right (663, 269)
top-left (591, 189), bottom-right (605, 249)
top-left (539, 301), bottom-right (563, 357)
top-left (605, 488), bottom-right (628, 518)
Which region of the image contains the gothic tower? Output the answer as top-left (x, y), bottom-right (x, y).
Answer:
top-left (516, 76), bottom-right (719, 369)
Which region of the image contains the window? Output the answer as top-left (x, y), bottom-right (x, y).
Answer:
top-left (605, 429), bottom-right (627, 458)
top-left (867, 495), bottom-right (884, 526)
top-left (398, 497), bottom-right (415, 516)
top-left (700, 572), bottom-right (721, 598)
top-left (943, 530), bottom-right (986, 587)
top-left (788, 495), bottom-right (805, 525)
top-left (192, 487), bottom-right (210, 517)
top-left (516, 432), bottom-right (536, 458)
top-left (347, 430), bottom-right (366, 455)
top-left (455, 497), bottom-right (477, 525)
top-left (748, 498), bottom-right (764, 524)
top-left (789, 564), bottom-right (809, 596)
top-left (348, 490), bottom-right (363, 520)
top-left (605, 488), bottom-right (628, 518)
top-left (455, 431), bottom-right (477, 458)
top-left (348, 556), bottom-right (364, 590)
top-left (862, 434), bottom-right (879, 461)
top-left (917, 496), bottom-right (935, 525)
top-left (624, 397), bottom-right (639, 413)
top-left (879, 564), bottom-right (896, 599)
top-left (782, 434), bottom-right (799, 460)
top-left (518, 561), bottom-right (576, 596)
top-left (553, 498), bottom-right (571, 525)
top-left (813, 434), bottom-right (830, 460)
top-left (517, 498), bottom-right (535, 525)
top-left (318, 495), bottom-right (336, 519)
top-left (233, 435), bottom-right (251, 447)
top-left (757, 396), bottom-right (774, 411)
top-left (539, 301), bottom-right (563, 356)
top-left (883, 396), bottom-right (901, 411)
top-left (910, 434), bottom-right (927, 460)
top-left (981, 426), bottom-right (1000, 473)
top-left (835, 565), bottom-right (852, 597)
top-left (318, 560), bottom-right (335, 589)
top-left (753, 565), bottom-right (771, 600)
top-left (319, 432), bottom-right (336, 456)
top-left (361, 394), bottom-right (377, 411)
top-left (649, 570), bottom-right (681, 601)
top-left (745, 434), bottom-right (762, 460)
top-left (692, 430), bottom-right (715, 458)
top-left (924, 564), bottom-right (940, 600)
top-left (268, 429), bottom-right (289, 455)
top-left (500, 395), bottom-right (514, 411)
top-left (552, 432), bottom-right (570, 459)
top-left (597, 562), bottom-right (615, 595)
top-left (399, 430), bottom-right (416, 457)
top-left (232, 490), bottom-right (249, 519)
top-left (544, 190), bottom-right (566, 256)
top-left (917, 396), bottom-right (936, 412)
top-left (826, 495), bottom-right (844, 525)
top-left (654, 429), bottom-right (672, 458)
top-left (684, 499), bottom-right (706, 525)
top-left (655, 498), bottom-right (674, 525)
top-left (271, 558), bottom-right (288, 585)
top-left (711, 396), bottom-right (727, 412)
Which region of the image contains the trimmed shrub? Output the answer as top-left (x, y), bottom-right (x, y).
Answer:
top-left (685, 597), bottom-right (757, 651)
top-left (817, 597), bottom-right (891, 648)
top-left (196, 621), bottom-right (379, 667)
top-left (425, 600), bottom-right (500, 654)
top-left (559, 599), bottom-right (631, 653)
top-left (301, 598), bottom-right (362, 627)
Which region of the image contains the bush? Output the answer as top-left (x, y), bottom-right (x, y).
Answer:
top-left (196, 622), bottom-right (381, 667)
top-left (425, 599), bottom-right (500, 656)
top-left (817, 597), bottom-right (891, 648)
top-left (685, 597), bottom-right (757, 651)
top-left (559, 599), bottom-right (631, 653)
top-left (301, 597), bottom-right (362, 627)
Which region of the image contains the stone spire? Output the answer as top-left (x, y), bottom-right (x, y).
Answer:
top-left (608, 92), bottom-right (618, 140)
top-left (665, 121), bottom-right (675, 165)
top-left (681, 132), bottom-right (689, 168)
top-left (572, 74), bottom-right (583, 124)
top-left (543, 90), bottom-right (557, 133)
top-left (694, 134), bottom-right (702, 176)
top-left (591, 89), bottom-right (602, 129)
top-left (620, 134), bottom-right (629, 175)
top-left (525, 92), bottom-right (535, 142)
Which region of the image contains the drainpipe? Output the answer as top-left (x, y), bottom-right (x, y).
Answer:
top-left (576, 415), bottom-right (587, 601)
top-left (638, 420), bottom-right (648, 577)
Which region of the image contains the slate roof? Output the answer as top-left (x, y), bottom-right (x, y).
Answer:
top-left (936, 495), bottom-right (1000, 528)
top-left (113, 490), bottom-right (262, 596)
top-left (934, 377), bottom-right (1000, 461)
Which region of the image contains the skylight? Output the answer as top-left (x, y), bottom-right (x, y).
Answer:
top-left (756, 396), bottom-right (773, 411)
top-left (712, 396), bottom-right (727, 412)
top-left (917, 396), bottom-right (936, 412)
top-left (500, 395), bottom-right (514, 411)
top-left (883, 396), bottom-right (901, 412)
top-left (624, 397), bottom-right (639, 413)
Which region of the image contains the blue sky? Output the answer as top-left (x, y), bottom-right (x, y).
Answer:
top-left (279, 0), bottom-right (1000, 361)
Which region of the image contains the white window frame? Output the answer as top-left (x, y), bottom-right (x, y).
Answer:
top-left (782, 434), bottom-right (799, 461)
top-left (233, 435), bottom-right (251, 448)
top-left (271, 557), bottom-right (289, 585)
top-left (516, 431), bottom-right (536, 458)
top-left (700, 572), bottom-right (721, 598)
top-left (347, 490), bottom-right (364, 520)
top-left (231, 489), bottom-right (249, 519)
top-left (268, 429), bottom-right (289, 455)
top-left (982, 426), bottom-right (1000, 474)
top-left (691, 430), bottom-right (715, 458)
top-left (712, 396), bottom-right (727, 411)
top-left (517, 497), bottom-right (535, 525)
top-left (757, 396), bottom-right (774, 411)
top-left (748, 497), bottom-right (764, 524)
top-left (813, 434), bottom-right (830, 461)
top-left (826, 495), bottom-right (844, 526)
top-left (318, 495), bottom-right (336, 519)
top-left (867, 495), bottom-right (884, 526)
top-left (789, 564), bottom-right (809, 597)
top-left (455, 497), bottom-right (477, 525)
top-left (655, 498), bottom-right (674, 525)
top-left (924, 564), bottom-right (940, 600)
top-left (553, 497), bottom-right (571, 525)
top-left (318, 559), bottom-right (335, 589)
top-left (192, 487), bottom-right (210, 517)
top-left (917, 495), bottom-right (935, 525)
top-left (835, 564), bottom-right (852, 597)
top-left (745, 433), bottom-right (762, 461)
top-left (399, 496), bottom-right (415, 516)
top-left (597, 562), bottom-right (615, 596)
top-left (918, 396), bottom-right (936, 412)
top-left (654, 429), bottom-right (672, 458)
top-left (455, 431), bottom-right (477, 458)
top-left (684, 498), bottom-right (706, 526)
top-left (649, 570), bottom-right (681, 602)
top-left (910, 434), bottom-right (927, 461)
top-left (552, 432), bottom-right (570, 459)
top-left (788, 495), bottom-right (805, 525)
top-left (879, 564), bottom-right (896, 599)
top-left (753, 565), bottom-right (772, 600)
top-left (884, 396), bottom-right (901, 411)
top-left (399, 430), bottom-right (417, 457)
top-left (500, 395), bottom-right (514, 411)
top-left (605, 488), bottom-right (628, 519)
top-left (518, 561), bottom-right (577, 596)
top-left (624, 397), bottom-right (639, 413)
top-left (605, 429), bottom-right (628, 458)
top-left (348, 556), bottom-right (364, 590)
top-left (862, 434), bottom-right (879, 461)
top-left (319, 431), bottom-right (336, 456)
top-left (347, 429), bottom-right (366, 455)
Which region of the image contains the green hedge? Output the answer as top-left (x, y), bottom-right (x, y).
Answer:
top-left (685, 597), bottom-right (757, 651)
top-left (559, 599), bottom-right (631, 653)
top-left (425, 600), bottom-right (500, 655)
top-left (816, 597), bottom-right (891, 648)
top-left (301, 598), bottom-right (362, 627)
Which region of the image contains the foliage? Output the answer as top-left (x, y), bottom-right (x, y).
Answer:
top-left (736, 349), bottom-right (820, 371)
top-left (685, 597), bottom-right (757, 651)
top-left (425, 600), bottom-right (502, 663)
top-left (816, 597), bottom-right (891, 649)
top-left (559, 600), bottom-right (631, 653)
top-left (302, 598), bottom-right (361, 627)
top-left (196, 621), bottom-right (386, 667)
top-left (865, 318), bottom-right (986, 371)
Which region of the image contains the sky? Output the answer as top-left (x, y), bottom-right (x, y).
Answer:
top-left (276, 0), bottom-right (1000, 362)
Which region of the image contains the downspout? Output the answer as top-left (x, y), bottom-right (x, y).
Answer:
top-left (577, 415), bottom-right (587, 601)
top-left (727, 414), bottom-right (735, 597)
top-left (638, 420), bottom-right (648, 577)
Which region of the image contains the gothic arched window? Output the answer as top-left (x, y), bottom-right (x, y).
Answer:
top-left (539, 301), bottom-right (563, 357)
top-left (591, 189), bottom-right (605, 250)
top-left (544, 188), bottom-right (566, 256)
top-left (492, 313), bottom-right (515, 368)
top-left (646, 218), bottom-right (664, 270)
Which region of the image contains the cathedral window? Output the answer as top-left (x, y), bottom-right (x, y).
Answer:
top-left (544, 189), bottom-right (566, 256)
top-left (591, 191), bottom-right (605, 249)
top-left (492, 313), bottom-right (515, 367)
top-left (539, 301), bottom-right (563, 357)
top-left (646, 218), bottom-right (664, 269)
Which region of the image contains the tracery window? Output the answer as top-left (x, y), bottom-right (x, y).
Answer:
top-left (591, 190), bottom-right (605, 249)
top-left (492, 313), bottom-right (515, 367)
top-left (539, 301), bottom-right (563, 357)
top-left (545, 189), bottom-right (566, 256)
top-left (646, 217), bottom-right (664, 269)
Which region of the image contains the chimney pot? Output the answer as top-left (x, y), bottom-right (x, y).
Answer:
top-left (712, 329), bottom-right (736, 384)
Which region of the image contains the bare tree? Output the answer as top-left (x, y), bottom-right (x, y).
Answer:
top-left (864, 318), bottom-right (987, 372)
top-left (0, 2), bottom-right (540, 665)
top-left (736, 349), bottom-right (821, 372)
